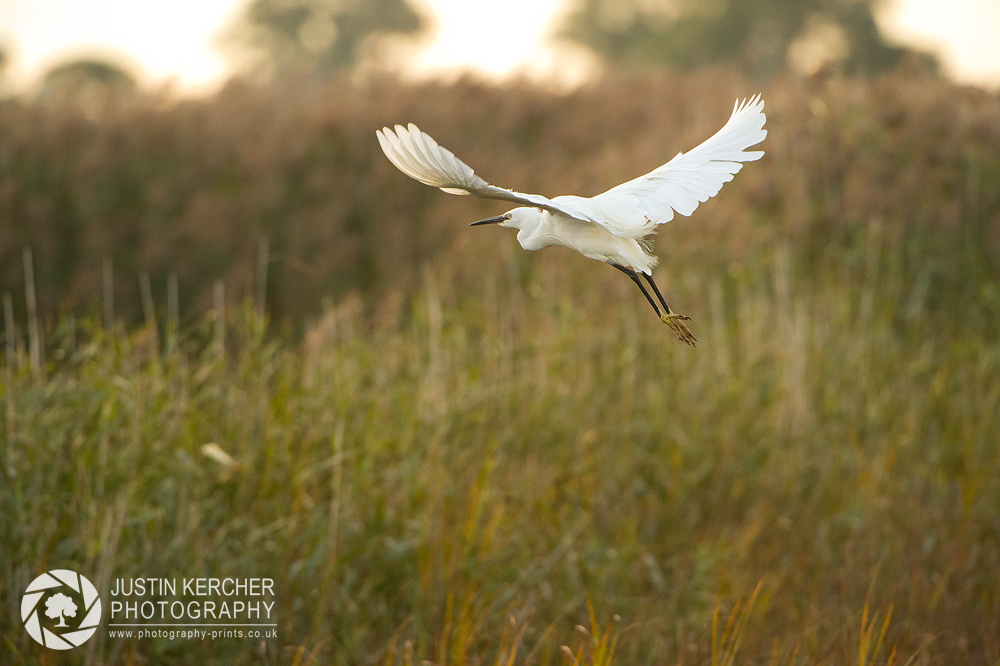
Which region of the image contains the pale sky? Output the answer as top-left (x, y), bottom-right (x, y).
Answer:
top-left (0, 0), bottom-right (997, 94)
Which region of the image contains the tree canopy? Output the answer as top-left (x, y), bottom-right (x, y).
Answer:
top-left (561, 0), bottom-right (934, 77)
top-left (42, 59), bottom-right (137, 90)
top-left (37, 58), bottom-right (138, 114)
top-left (226, 0), bottom-right (423, 77)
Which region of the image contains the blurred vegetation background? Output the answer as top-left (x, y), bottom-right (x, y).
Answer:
top-left (4, 69), bottom-right (993, 331)
top-left (2, 0), bottom-right (1000, 664)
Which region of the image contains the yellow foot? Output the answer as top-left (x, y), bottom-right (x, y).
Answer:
top-left (660, 312), bottom-right (697, 346)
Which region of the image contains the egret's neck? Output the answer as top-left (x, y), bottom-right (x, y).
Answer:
top-left (511, 209), bottom-right (547, 251)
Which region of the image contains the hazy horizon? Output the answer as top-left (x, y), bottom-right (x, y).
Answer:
top-left (0, 0), bottom-right (998, 95)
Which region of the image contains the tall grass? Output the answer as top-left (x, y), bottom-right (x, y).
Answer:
top-left (3, 208), bottom-right (999, 663)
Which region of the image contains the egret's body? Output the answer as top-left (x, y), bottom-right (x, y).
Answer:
top-left (377, 96), bottom-right (766, 345)
top-left (503, 206), bottom-right (655, 272)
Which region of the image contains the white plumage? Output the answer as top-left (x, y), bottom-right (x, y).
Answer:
top-left (377, 95), bottom-right (766, 346)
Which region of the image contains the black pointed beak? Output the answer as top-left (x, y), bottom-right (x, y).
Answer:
top-left (470, 214), bottom-right (508, 226)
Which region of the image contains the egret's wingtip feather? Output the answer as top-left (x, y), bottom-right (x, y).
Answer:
top-left (585, 95), bottom-right (766, 236)
top-left (376, 119), bottom-right (588, 219)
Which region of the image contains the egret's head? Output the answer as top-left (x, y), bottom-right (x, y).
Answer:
top-left (470, 207), bottom-right (538, 231)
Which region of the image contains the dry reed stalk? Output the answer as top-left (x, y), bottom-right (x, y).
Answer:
top-left (103, 259), bottom-right (114, 331)
top-left (167, 272), bottom-right (179, 354)
top-left (214, 279), bottom-right (225, 357)
top-left (257, 237), bottom-right (270, 319)
top-left (3, 292), bottom-right (14, 374)
top-left (140, 271), bottom-right (160, 356)
top-left (22, 248), bottom-right (42, 377)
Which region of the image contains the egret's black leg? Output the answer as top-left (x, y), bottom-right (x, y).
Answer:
top-left (612, 264), bottom-right (696, 345)
top-left (642, 272), bottom-right (680, 317)
top-left (611, 263), bottom-right (662, 316)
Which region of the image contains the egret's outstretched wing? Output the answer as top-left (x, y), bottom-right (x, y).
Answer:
top-left (377, 123), bottom-right (592, 223)
top-left (566, 95), bottom-right (766, 238)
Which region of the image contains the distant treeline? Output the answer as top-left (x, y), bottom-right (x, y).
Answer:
top-left (0, 70), bottom-right (998, 327)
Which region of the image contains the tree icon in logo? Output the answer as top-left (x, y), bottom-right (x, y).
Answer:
top-left (21, 570), bottom-right (101, 650)
top-left (45, 592), bottom-right (78, 627)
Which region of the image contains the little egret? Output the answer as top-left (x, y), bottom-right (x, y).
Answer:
top-left (377, 95), bottom-right (766, 346)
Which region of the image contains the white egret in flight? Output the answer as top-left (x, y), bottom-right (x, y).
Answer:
top-left (377, 96), bottom-right (766, 346)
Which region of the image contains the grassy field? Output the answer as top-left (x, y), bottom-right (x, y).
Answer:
top-left (2, 72), bottom-right (1000, 664)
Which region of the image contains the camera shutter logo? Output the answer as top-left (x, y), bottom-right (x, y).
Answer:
top-left (21, 570), bottom-right (102, 650)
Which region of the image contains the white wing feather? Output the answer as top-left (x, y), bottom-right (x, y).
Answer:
top-left (377, 123), bottom-right (592, 223)
top-left (566, 95), bottom-right (767, 238)
top-left (377, 96), bottom-right (765, 239)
